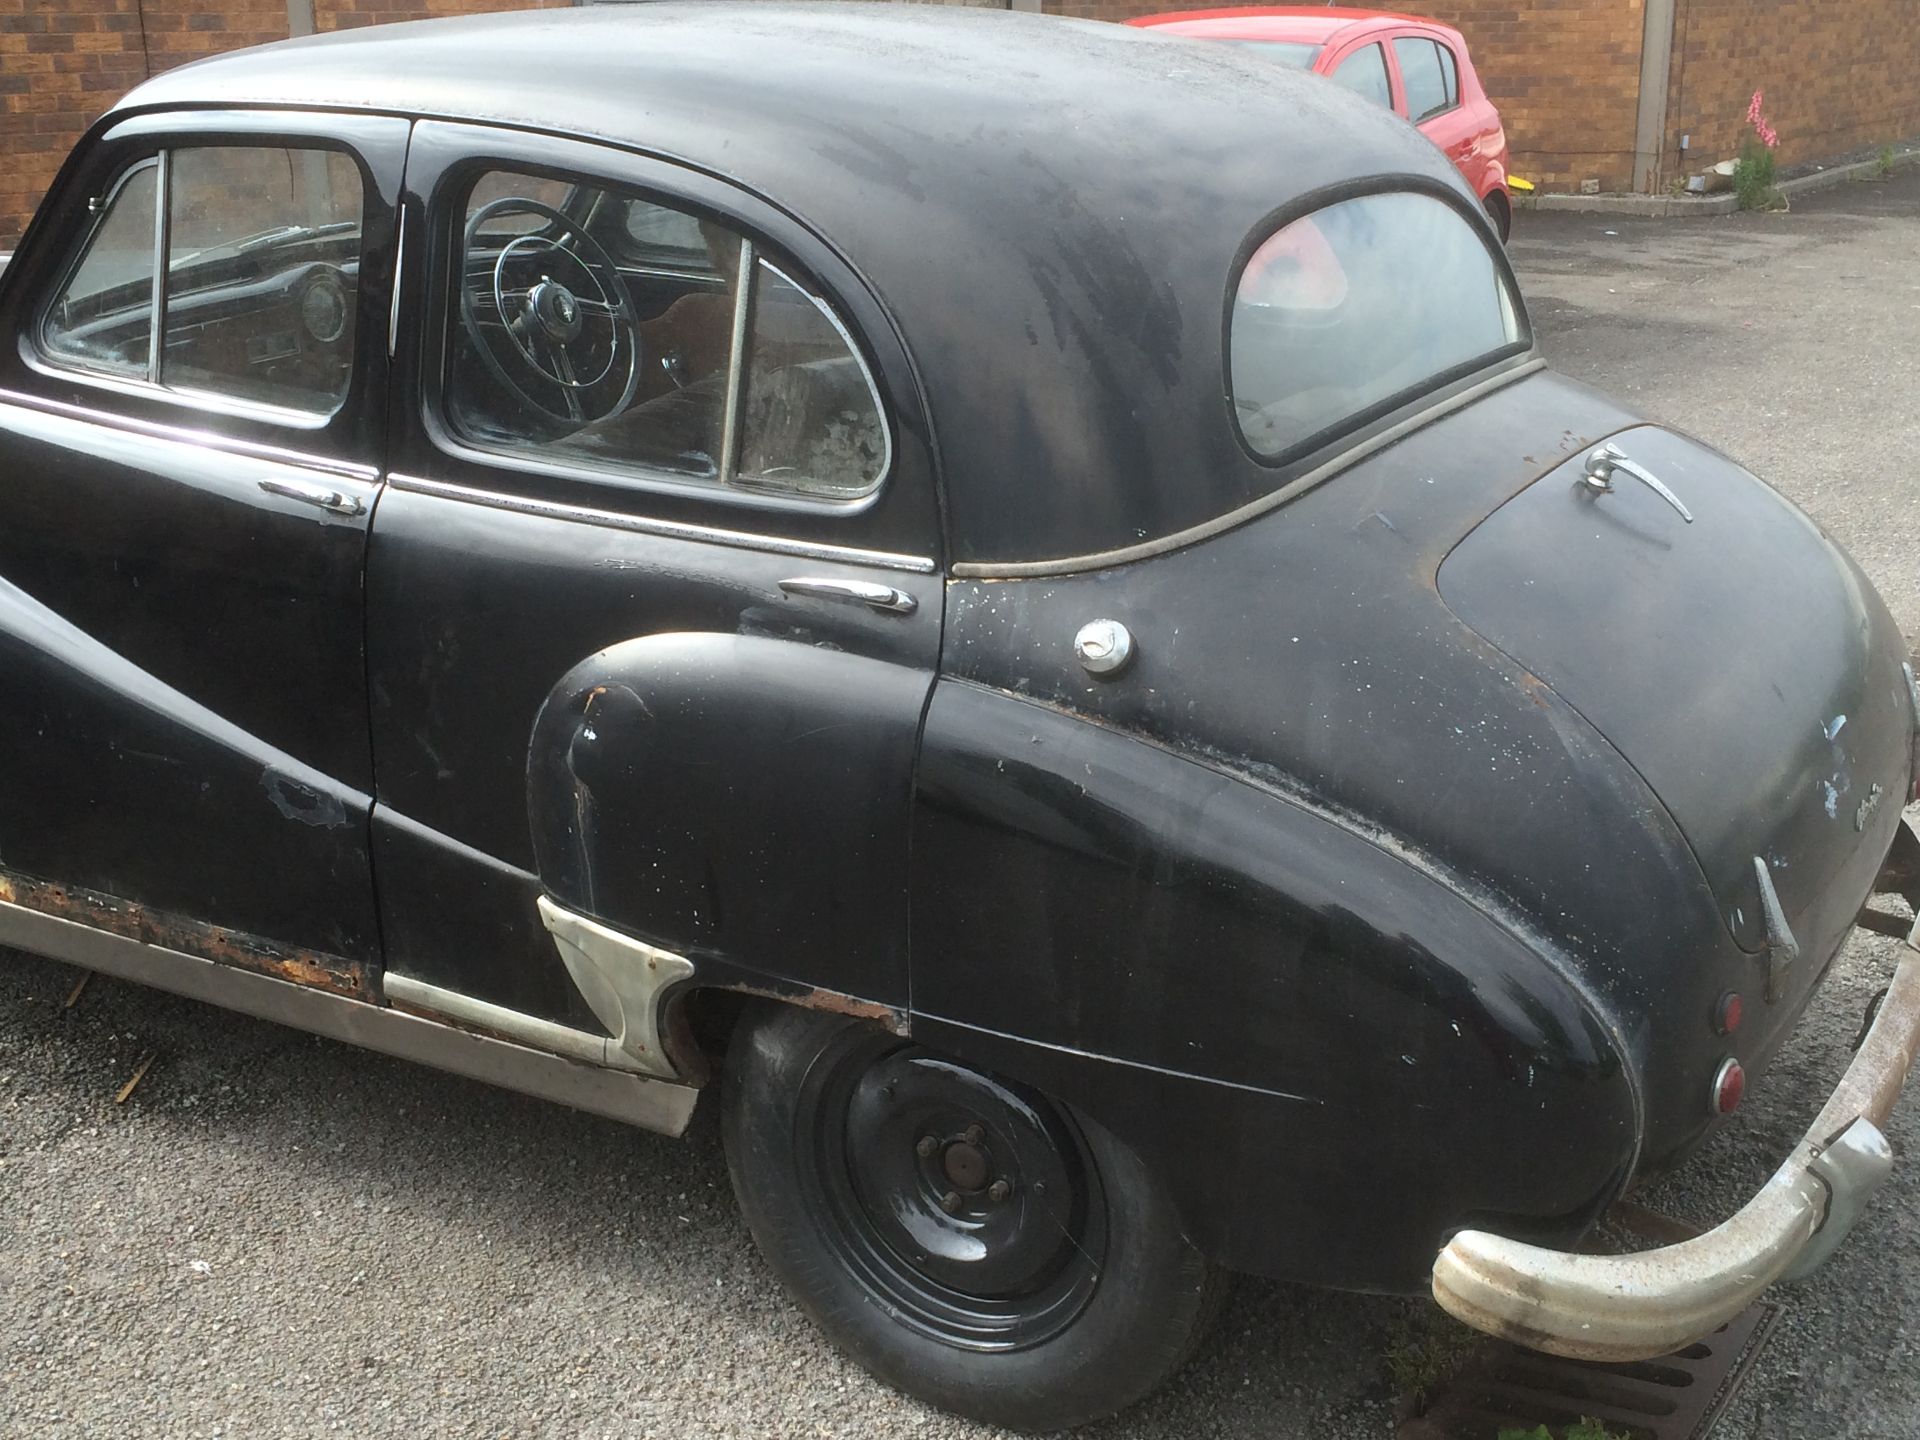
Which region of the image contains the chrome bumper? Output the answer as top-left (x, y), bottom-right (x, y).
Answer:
top-left (1432, 832), bottom-right (1920, 1364)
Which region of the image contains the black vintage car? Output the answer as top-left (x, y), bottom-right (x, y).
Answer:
top-left (1, 4), bottom-right (1916, 1430)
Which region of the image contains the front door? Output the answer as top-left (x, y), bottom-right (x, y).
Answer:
top-left (0, 110), bottom-right (407, 995)
top-left (365, 124), bottom-right (944, 1035)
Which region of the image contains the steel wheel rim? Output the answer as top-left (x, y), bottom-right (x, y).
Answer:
top-left (792, 1028), bottom-right (1107, 1352)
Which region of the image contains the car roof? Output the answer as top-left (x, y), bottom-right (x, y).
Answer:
top-left (1129, 7), bottom-right (1461, 44)
top-left (110, 2), bottom-right (1474, 567)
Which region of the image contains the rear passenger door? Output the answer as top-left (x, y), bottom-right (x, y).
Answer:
top-left (368, 124), bottom-right (943, 1038)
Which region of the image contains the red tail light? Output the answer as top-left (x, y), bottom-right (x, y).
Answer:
top-left (1714, 992), bottom-right (1744, 1036)
top-left (1711, 1058), bottom-right (1746, 1116)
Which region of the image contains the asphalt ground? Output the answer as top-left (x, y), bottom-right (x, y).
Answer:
top-left (5, 170), bottom-right (1920, 1439)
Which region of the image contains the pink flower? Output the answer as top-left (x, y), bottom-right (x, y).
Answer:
top-left (1747, 90), bottom-right (1779, 149)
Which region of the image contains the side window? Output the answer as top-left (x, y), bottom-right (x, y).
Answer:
top-left (1437, 43), bottom-right (1460, 109)
top-left (445, 167), bottom-right (888, 502)
top-left (1394, 39), bottom-right (1454, 123)
top-left (38, 145), bottom-right (365, 418)
top-left (164, 147), bottom-right (365, 413)
top-left (1329, 44), bottom-right (1393, 109)
top-left (43, 160), bottom-right (159, 378)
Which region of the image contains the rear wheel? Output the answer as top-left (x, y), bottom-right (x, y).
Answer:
top-left (1484, 189), bottom-right (1512, 243)
top-left (722, 1005), bottom-right (1226, 1431)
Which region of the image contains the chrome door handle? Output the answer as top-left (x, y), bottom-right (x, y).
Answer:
top-left (258, 477), bottom-right (367, 518)
top-left (778, 576), bottom-right (918, 615)
top-left (1578, 442), bottom-right (1694, 524)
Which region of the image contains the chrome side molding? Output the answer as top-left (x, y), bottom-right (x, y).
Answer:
top-left (0, 897), bottom-right (699, 1137)
top-left (535, 896), bottom-right (696, 1079)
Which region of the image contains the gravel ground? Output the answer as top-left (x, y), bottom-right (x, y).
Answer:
top-left (4, 171), bottom-right (1919, 1440)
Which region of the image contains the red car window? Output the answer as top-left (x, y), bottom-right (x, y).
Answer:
top-left (1394, 38), bottom-right (1455, 124)
top-left (1328, 43), bottom-right (1393, 109)
top-left (1437, 41), bottom-right (1460, 108)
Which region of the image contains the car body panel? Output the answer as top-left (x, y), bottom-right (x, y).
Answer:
top-left (1441, 427), bottom-right (1915, 963)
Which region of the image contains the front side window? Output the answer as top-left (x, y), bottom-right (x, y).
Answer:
top-left (43, 160), bottom-right (159, 377)
top-left (1230, 191), bottom-right (1524, 462)
top-left (446, 168), bottom-right (888, 503)
top-left (1329, 43), bottom-right (1392, 108)
top-left (40, 146), bottom-right (365, 417)
top-left (1394, 38), bottom-right (1454, 122)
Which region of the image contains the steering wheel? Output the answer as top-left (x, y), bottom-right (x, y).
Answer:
top-left (459, 197), bottom-right (641, 426)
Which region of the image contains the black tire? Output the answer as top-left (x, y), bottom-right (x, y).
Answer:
top-left (722, 1004), bottom-right (1227, 1432)
top-left (1484, 189), bottom-right (1512, 243)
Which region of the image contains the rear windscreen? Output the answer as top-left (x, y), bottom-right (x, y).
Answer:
top-left (1230, 191), bottom-right (1524, 462)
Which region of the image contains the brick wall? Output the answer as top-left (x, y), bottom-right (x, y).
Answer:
top-left (0, 0), bottom-right (565, 246)
top-left (1661, 0), bottom-right (1920, 186)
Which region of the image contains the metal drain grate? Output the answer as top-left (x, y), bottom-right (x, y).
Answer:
top-left (1399, 1302), bottom-right (1779, 1440)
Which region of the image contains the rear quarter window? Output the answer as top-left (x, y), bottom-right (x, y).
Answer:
top-left (1229, 190), bottom-right (1524, 463)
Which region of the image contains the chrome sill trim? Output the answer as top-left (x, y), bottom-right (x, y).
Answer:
top-left (950, 356), bottom-right (1549, 579)
top-left (382, 969), bottom-right (656, 1076)
top-left (0, 386), bottom-right (380, 482)
top-left (0, 897), bottom-right (698, 1137)
top-left (387, 473), bottom-right (938, 574)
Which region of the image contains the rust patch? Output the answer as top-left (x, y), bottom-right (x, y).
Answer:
top-left (0, 866), bottom-right (368, 998)
top-left (723, 980), bottom-right (910, 1035)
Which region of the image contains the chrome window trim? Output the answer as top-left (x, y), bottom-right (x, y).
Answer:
top-left (0, 386), bottom-right (380, 482)
top-left (388, 471), bottom-right (937, 574)
top-left (387, 203), bottom-right (406, 359)
top-left (951, 355), bottom-right (1546, 579)
top-left (146, 150), bottom-right (169, 383)
top-left (37, 156), bottom-right (162, 384)
top-left (715, 236), bottom-right (756, 485)
top-left (18, 348), bottom-right (339, 431)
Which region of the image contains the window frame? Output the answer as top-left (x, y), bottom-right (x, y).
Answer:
top-left (1326, 41), bottom-right (1395, 110)
top-left (1221, 177), bottom-right (1534, 472)
top-left (27, 123), bottom-right (386, 433)
top-left (423, 150), bottom-right (896, 516)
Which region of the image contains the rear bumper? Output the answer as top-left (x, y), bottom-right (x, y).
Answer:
top-left (1432, 817), bottom-right (1920, 1363)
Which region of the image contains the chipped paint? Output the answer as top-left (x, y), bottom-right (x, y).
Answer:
top-left (261, 770), bottom-right (349, 829)
top-left (0, 866), bottom-right (368, 997)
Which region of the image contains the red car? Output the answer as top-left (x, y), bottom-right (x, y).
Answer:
top-left (1128, 7), bottom-right (1514, 238)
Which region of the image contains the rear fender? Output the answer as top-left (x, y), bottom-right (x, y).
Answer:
top-left (910, 680), bottom-right (1640, 1287)
top-left (528, 632), bottom-right (932, 1012)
